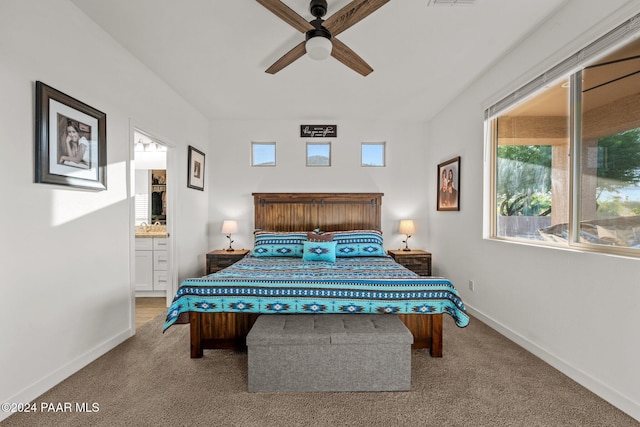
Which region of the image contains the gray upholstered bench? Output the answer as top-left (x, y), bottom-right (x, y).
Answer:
top-left (246, 314), bottom-right (413, 392)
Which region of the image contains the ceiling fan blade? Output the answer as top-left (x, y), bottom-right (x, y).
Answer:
top-left (256, 0), bottom-right (314, 33)
top-left (331, 38), bottom-right (373, 76)
top-left (324, 0), bottom-right (390, 37)
top-left (265, 40), bottom-right (307, 74)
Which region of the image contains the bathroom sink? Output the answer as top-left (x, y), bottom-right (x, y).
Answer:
top-left (135, 224), bottom-right (167, 237)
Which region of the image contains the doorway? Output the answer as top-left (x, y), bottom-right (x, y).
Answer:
top-left (132, 129), bottom-right (176, 329)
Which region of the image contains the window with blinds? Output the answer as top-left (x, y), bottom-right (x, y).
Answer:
top-left (485, 13), bottom-right (640, 256)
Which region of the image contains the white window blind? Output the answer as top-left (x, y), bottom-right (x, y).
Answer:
top-left (485, 13), bottom-right (640, 119)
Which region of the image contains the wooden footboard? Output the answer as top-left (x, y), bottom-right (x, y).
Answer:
top-left (189, 312), bottom-right (443, 358)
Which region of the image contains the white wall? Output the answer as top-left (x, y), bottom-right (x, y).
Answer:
top-left (0, 1), bottom-right (209, 419)
top-left (427, 0), bottom-right (640, 420)
top-left (2, 0), bottom-right (638, 423)
top-left (208, 119), bottom-right (430, 251)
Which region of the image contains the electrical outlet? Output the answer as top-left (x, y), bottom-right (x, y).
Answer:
top-left (468, 280), bottom-right (475, 292)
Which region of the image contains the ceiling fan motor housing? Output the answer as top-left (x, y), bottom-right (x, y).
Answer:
top-left (307, 0), bottom-right (330, 42)
top-left (310, 0), bottom-right (328, 18)
top-left (305, 26), bottom-right (331, 41)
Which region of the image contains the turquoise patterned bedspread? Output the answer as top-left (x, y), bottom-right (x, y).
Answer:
top-left (163, 255), bottom-right (469, 331)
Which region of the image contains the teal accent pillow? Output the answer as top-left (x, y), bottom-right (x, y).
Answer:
top-left (251, 232), bottom-right (306, 257)
top-left (302, 241), bottom-right (337, 263)
top-left (333, 230), bottom-right (385, 257)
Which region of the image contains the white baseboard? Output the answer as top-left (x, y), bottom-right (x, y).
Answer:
top-left (0, 328), bottom-right (132, 422)
top-left (466, 305), bottom-right (640, 422)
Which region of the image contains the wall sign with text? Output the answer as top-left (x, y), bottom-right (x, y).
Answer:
top-left (300, 125), bottom-right (337, 138)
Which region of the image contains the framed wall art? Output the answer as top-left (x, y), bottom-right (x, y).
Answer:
top-left (35, 81), bottom-right (107, 190)
top-left (300, 124), bottom-right (337, 138)
top-left (437, 156), bottom-right (460, 211)
top-left (187, 145), bottom-right (205, 191)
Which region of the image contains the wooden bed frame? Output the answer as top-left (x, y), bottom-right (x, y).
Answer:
top-left (189, 193), bottom-right (443, 358)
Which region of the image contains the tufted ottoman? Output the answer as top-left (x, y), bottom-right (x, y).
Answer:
top-left (246, 314), bottom-right (413, 392)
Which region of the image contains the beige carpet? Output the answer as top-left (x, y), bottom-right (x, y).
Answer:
top-left (3, 314), bottom-right (637, 427)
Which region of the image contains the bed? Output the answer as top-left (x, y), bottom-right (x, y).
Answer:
top-left (164, 193), bottom-right (469, 357)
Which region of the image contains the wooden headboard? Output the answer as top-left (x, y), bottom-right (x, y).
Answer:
top-left (253, 193), bottom-right (383, 232)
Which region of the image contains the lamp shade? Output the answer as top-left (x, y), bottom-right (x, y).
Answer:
top-left (398, 219), bottom-right (416, 235)
top-left (221, 220), bottom-right (238, 234)
top-left (306, 36), bottom-right (332, 60)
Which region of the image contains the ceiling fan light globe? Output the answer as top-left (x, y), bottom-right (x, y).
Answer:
top-left (306, 36), bottom-right (332, 61)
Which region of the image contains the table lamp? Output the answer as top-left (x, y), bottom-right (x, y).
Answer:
top-left (221, 220), bottom-right (238, 251)
top-left (399, 219), bottom-right (416, 251)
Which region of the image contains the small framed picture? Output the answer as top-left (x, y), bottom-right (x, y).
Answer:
top-left (437, 156), bottom-right (460, 211)
top-left (35, 81), bottom-right (107, 190)
top-left (187, 145), bottom-right (205, 191)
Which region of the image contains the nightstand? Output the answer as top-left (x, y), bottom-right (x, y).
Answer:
top-left (206, 249), bottom-right (250, 275)
top-left (387, 249), bottom-right (432, 276)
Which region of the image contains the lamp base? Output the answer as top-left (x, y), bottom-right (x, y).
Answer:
top-left (402, 235), bottom-right (412, 251)
top-left (226, 247), bottom-right (235, 252)
top-left (225, 234), bottom-right (235, 252)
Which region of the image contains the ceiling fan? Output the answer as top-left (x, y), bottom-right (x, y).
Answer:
top-left (256, 0), bottom-right (390, 76)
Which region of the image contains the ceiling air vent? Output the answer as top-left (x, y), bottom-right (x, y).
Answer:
top-left (428, 0), bottom-right (476, 6)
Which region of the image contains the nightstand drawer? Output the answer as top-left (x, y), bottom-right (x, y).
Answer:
top-left (405, 264), bottom-right (429, 276)
top-left (206, 249), bottom-right (250, 275)
top-left (387, 250), bottom-right (432, 276)
top-left (397, 255), bottom-right (424, 266)
top-left (213, 257), bottom-right (237, 268)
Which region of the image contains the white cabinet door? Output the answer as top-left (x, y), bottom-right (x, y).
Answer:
top-left (135, 250), bottom-right (154, 291)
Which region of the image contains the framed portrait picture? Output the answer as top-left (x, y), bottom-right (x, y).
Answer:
top-left (35, 81), bottom-right (107, 190)
top-left (437, 156), bottom-right (460, 211)
top-left (187, 145), bottom-right (205, 191)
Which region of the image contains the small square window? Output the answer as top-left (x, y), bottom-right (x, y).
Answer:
top-left (362, 142), bottom-right (385, 167)
top-left (252, 142), bottom-right (276, 166)
top-left (307, 142), bottom-right (331, 167)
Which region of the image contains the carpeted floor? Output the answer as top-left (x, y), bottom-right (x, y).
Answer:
top-left (3, 314), bottom-right (637, 426)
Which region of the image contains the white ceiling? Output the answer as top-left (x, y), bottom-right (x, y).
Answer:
top-left (70, 0), bottom-right (566, 121)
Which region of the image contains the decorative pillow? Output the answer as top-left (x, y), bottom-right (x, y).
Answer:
top-left (333, 230), bottom-right (385, 257)
top-left (251, 231), bottom-right (306, 257)
top-left (307, 231), bottom-right (334, 242)
top-left (302, 241), bottom-right (337, 263)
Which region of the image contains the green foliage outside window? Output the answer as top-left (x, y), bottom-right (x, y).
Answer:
top-left (595, 128), bottom-right (640, 215)
top-left (496, 145), bottom-right (552, 216)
